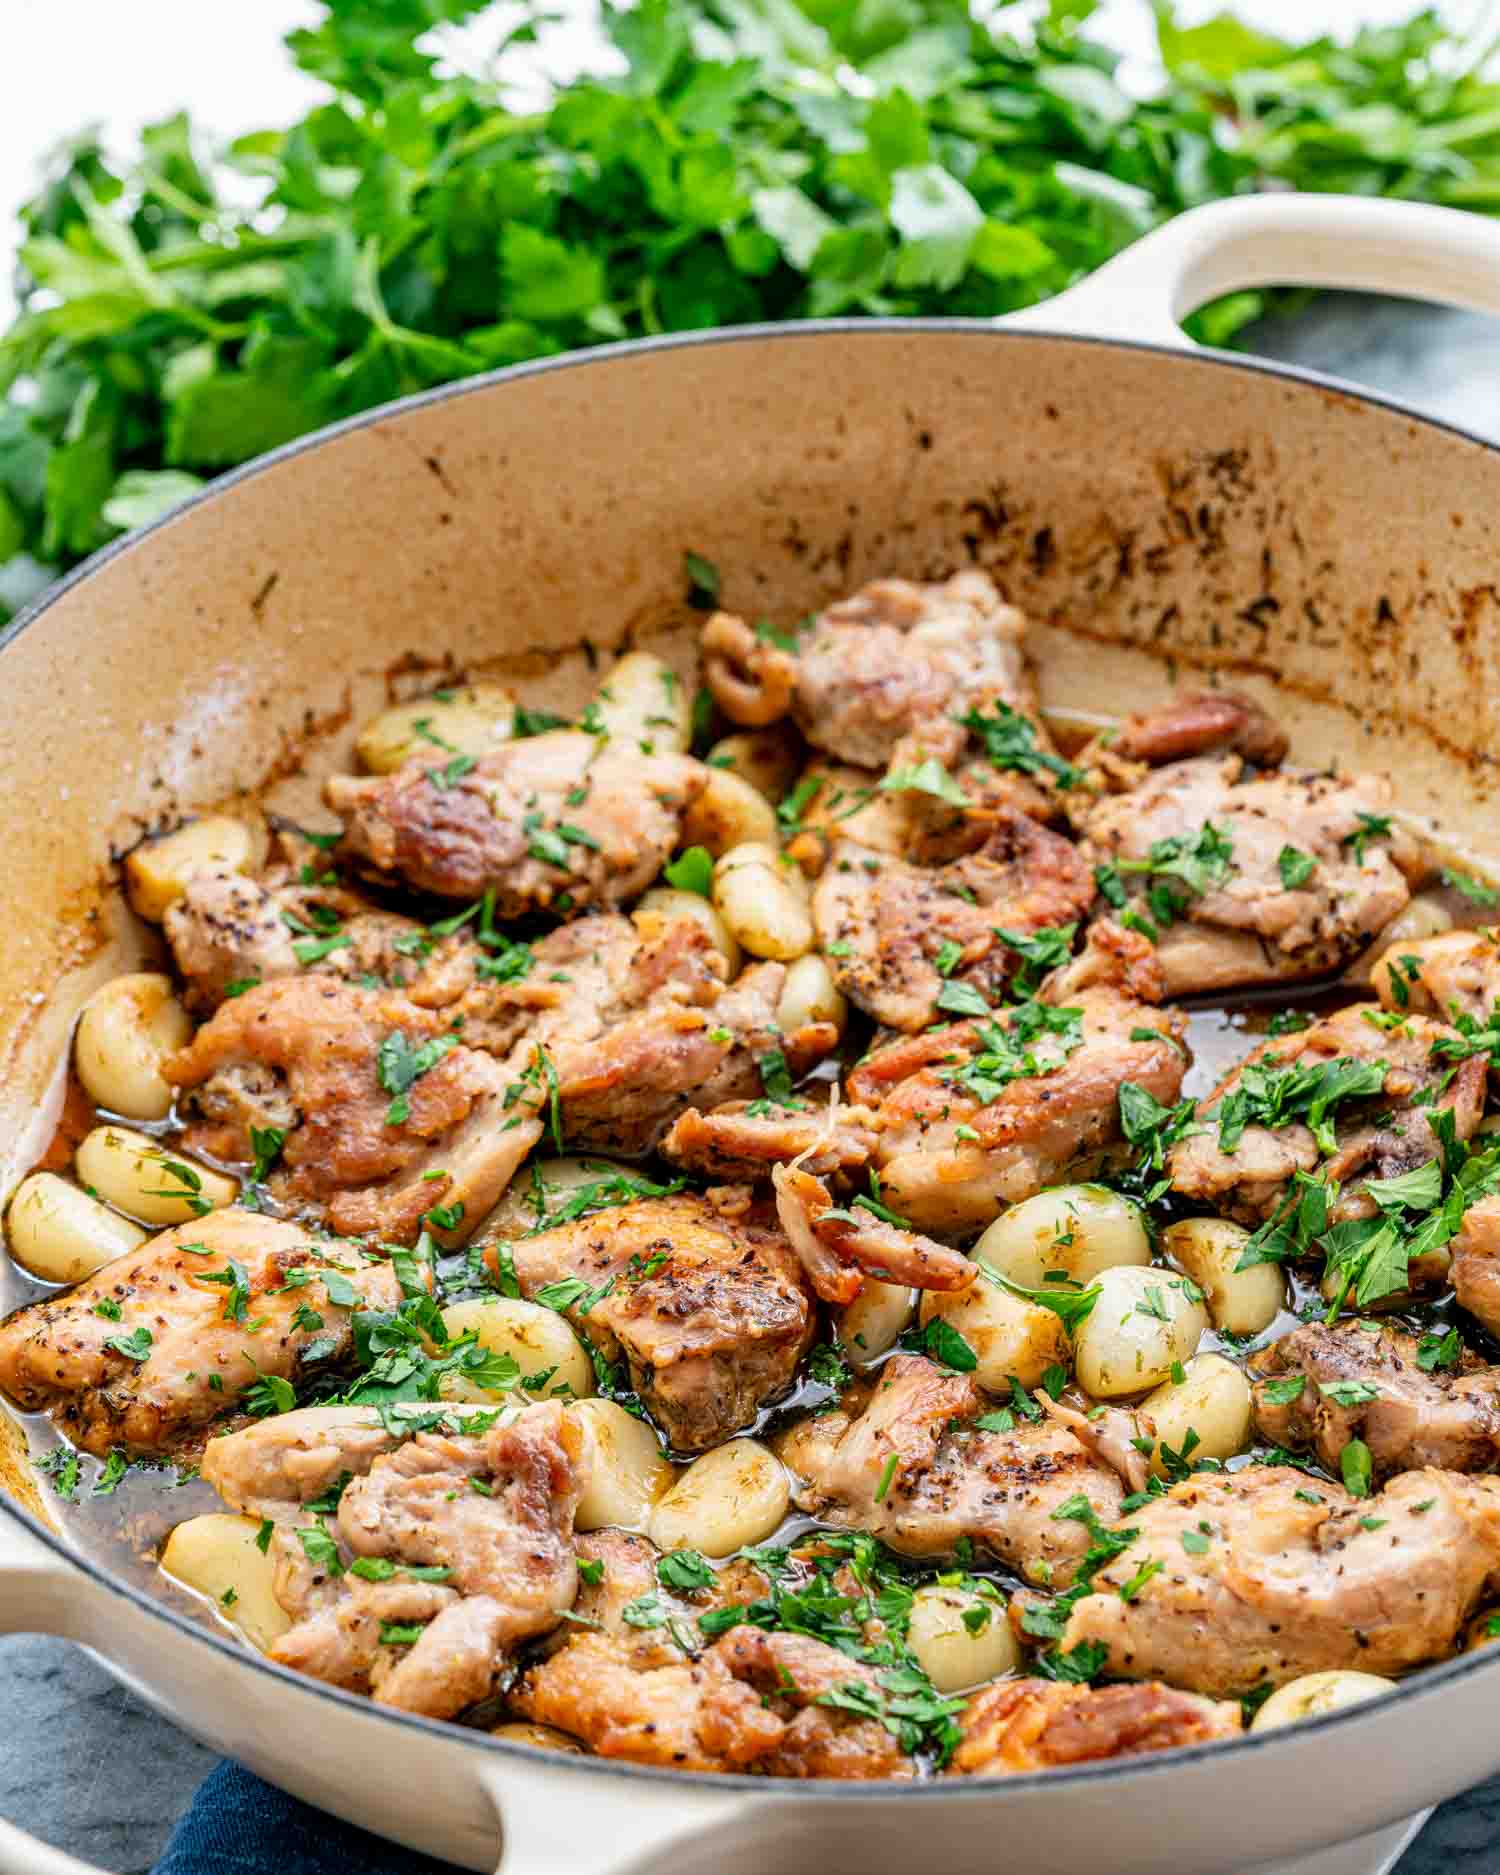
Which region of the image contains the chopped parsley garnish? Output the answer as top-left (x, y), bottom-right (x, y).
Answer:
top-left (1321, 1379), bottom-right (1381, 1408)
top-left (1340, 1439), bottom-right (1373, 1499)
top-left (377, 1030), bottom-right (461, 1126)
top-left (1441, 867), bottom-right (1500, 907)
top-left (978, 1261), bottom-right (1100, 1334)
top-left (1115, 823), bottom-right (1234, 924)
top-left (297, 1523), bottom-right (343, 1576)
top-left (1214, 1055), bottom-right (1387, 1157)
top-left (956, 703), bottom-right (1081, 787)
top-left (1343, 812), bottom-right (1393, 864)
top-left (935, 979), bottom-right (990, 1019)
top-left (684, 552), bottom-right (720, 610)
top-left (657, 1549), bottom-right (716, 1593)
top-left (245, 1372), bottom-right (297, 1417)
top-left (756, 1047), bottom-right (802, 1110)
top-left (942, 1001), bottom-right (1083, 1106)
top-left (917, 1318), bottom-right (978, 1373)
top-left (777, 776), bottom-right (823, 831)
top-left (933, 940), bottom-right (964, 978)
top-left (249, 1125), bottom-right (285, 1185)
top-left (1416, 1326), bottom-right (1462, 1372)
top-left (662, 845), bottom-right (714, 897)
top-left (35, 1448), bottom-right (81, 1502)
top-left (523, 1165), bottom-right (684, 1235)
top-left (878, 759), bottom-right (970, 809)
top-left (425, 754), bottom-right (478, 790)
top-left (1021, 1494), bottom-right (1139, 1682)
top-left (1260, 1374), bottom-right (1306, 1406)
top-left (195, 1257), bottom-right (253, 1326)
top-left (105, 1325), bottom-right (153, 1361)
top-left (992, 923), bottom-right (1076, 995)
top-left (808, 1342), bottom-right (853, 1390)
top-left (535, 1274), bottom-right (616, 1315)
top-left (1277, 846), bottom-right (1315, 889)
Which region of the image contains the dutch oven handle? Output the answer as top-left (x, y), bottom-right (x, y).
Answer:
top-left (472, 1752), bottom-right (771, 1875)
top-left (999, 193), bottom-right (1500, 348)
top-left (0, 1514), bottom-right (115, 1875)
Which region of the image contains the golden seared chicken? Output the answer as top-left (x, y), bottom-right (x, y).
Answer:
top-left (1452, 1193), bottom-right (1500, 1340)
top-left (1251, 1321), bottom-right (1500, 1481)
top-left (167, 913), bottom-right (835, 1243)
top-left (202, 1401), bottom-right (584, 1720)
top-left (846, 923), bottom-right (1185, 1235)
top-left (950, 1678), bottom-right (1240, 1775)
top-left (515, 1622), bottom-right (911, 1778)
top-left (1168, 1004), bottom-right (1485, 1225)
top-left (495, 1190), bottom-right (814, 1452)
top-left (1080, 754), bottom-right (1419, 996)
top-left (167, 976), bottom-right (532, 1244)
top-left (660, 1098), bottom-right (880, 1184)
top-left (163, 865), bottom-right (481, 1013)
top-left (517, 1522), bottom-right (866, 1770)
top-left (777, 1356), bottom-right (1136, 1583)
top-left (0, 1215), bottom-right (399, 1457)
top-left (1046, 1466), bottom-right (1500, 1695)
top-left (813, 812), bottom-right (1094, 1032)
top-left (1372, 927), bottom-right (1500, 1025)
top-left (703, 571), bottom-right (1041, 768)
top-left (538, 918), bottom-right (837, 1158)
top-left (325, 732), bottom-right (706, 914)
top-left (771, 1165), bottom-right (975, 1305)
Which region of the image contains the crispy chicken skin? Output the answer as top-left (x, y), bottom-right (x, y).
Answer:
top-left (163, 868), bottom-right (479, 1013)
top-left (1047, 1466), bottom-right (1500, 1695)
top-left (950, 1678), bottom-right (1240, 1776)
top-left (1080, 755), bottom-right (1418, 996)
top-left (660, 1099), bottom-right (880, 1184)
top-left (325, 732), bottom-right (706, 914)
top-left (1372, 927), bottom-right (1500, 1026)
top-left (514, 1625), bottom-right (910, 1778)
top-left (167, 976), bottom-right (533, 1244)
top-left (496, 1191), bottom-right (815, 1453)
top-left (847, 923), bottom-right (1185, 1235)
top-left (1251, 1321), bottom-right (1500, 1480)
top-left (204, 1401), bottom-right (584, 1719)
top-left (814, 813), bottom-right (1095, 1032)
top-left (1094, 690), bottom-right (1289, 772)
top-left (777, 1356), bottom-right (1132, 1584)
top-left (1168, 1005), bottom-right (1485, 1225)
top-left (772, 1164), bottom-right (976, 1305)
top-left (0, 1216), bottom-right (399, 1457)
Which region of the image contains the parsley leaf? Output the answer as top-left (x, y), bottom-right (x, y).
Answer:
top-left (663, 845), bottom-right (714, 897)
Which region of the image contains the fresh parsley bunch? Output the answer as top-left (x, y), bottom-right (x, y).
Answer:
top-left (4, 0), bottom-right (1499, 615)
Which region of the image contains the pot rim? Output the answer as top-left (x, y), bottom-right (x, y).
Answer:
top-left (4, 309), bottom-right (1499, 661)
top-left (3, 311), bottom-right (1499, 1798)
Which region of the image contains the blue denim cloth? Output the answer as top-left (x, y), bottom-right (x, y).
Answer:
top-left (152, 1760), bottom-right (472, 1875)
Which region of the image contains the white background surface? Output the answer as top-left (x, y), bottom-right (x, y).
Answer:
top-left (3, 0), bottom-right (1493, 298)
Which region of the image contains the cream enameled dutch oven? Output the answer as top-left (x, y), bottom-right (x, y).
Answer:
top-left (4, 195), bottom-right (1500, 1875)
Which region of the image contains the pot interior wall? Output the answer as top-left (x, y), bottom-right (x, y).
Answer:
top-left (2, 324), bottom-right (1498, 1192)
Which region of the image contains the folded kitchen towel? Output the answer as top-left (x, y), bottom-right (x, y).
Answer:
top-left (152, 1760), bottom-right (471, 1875)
